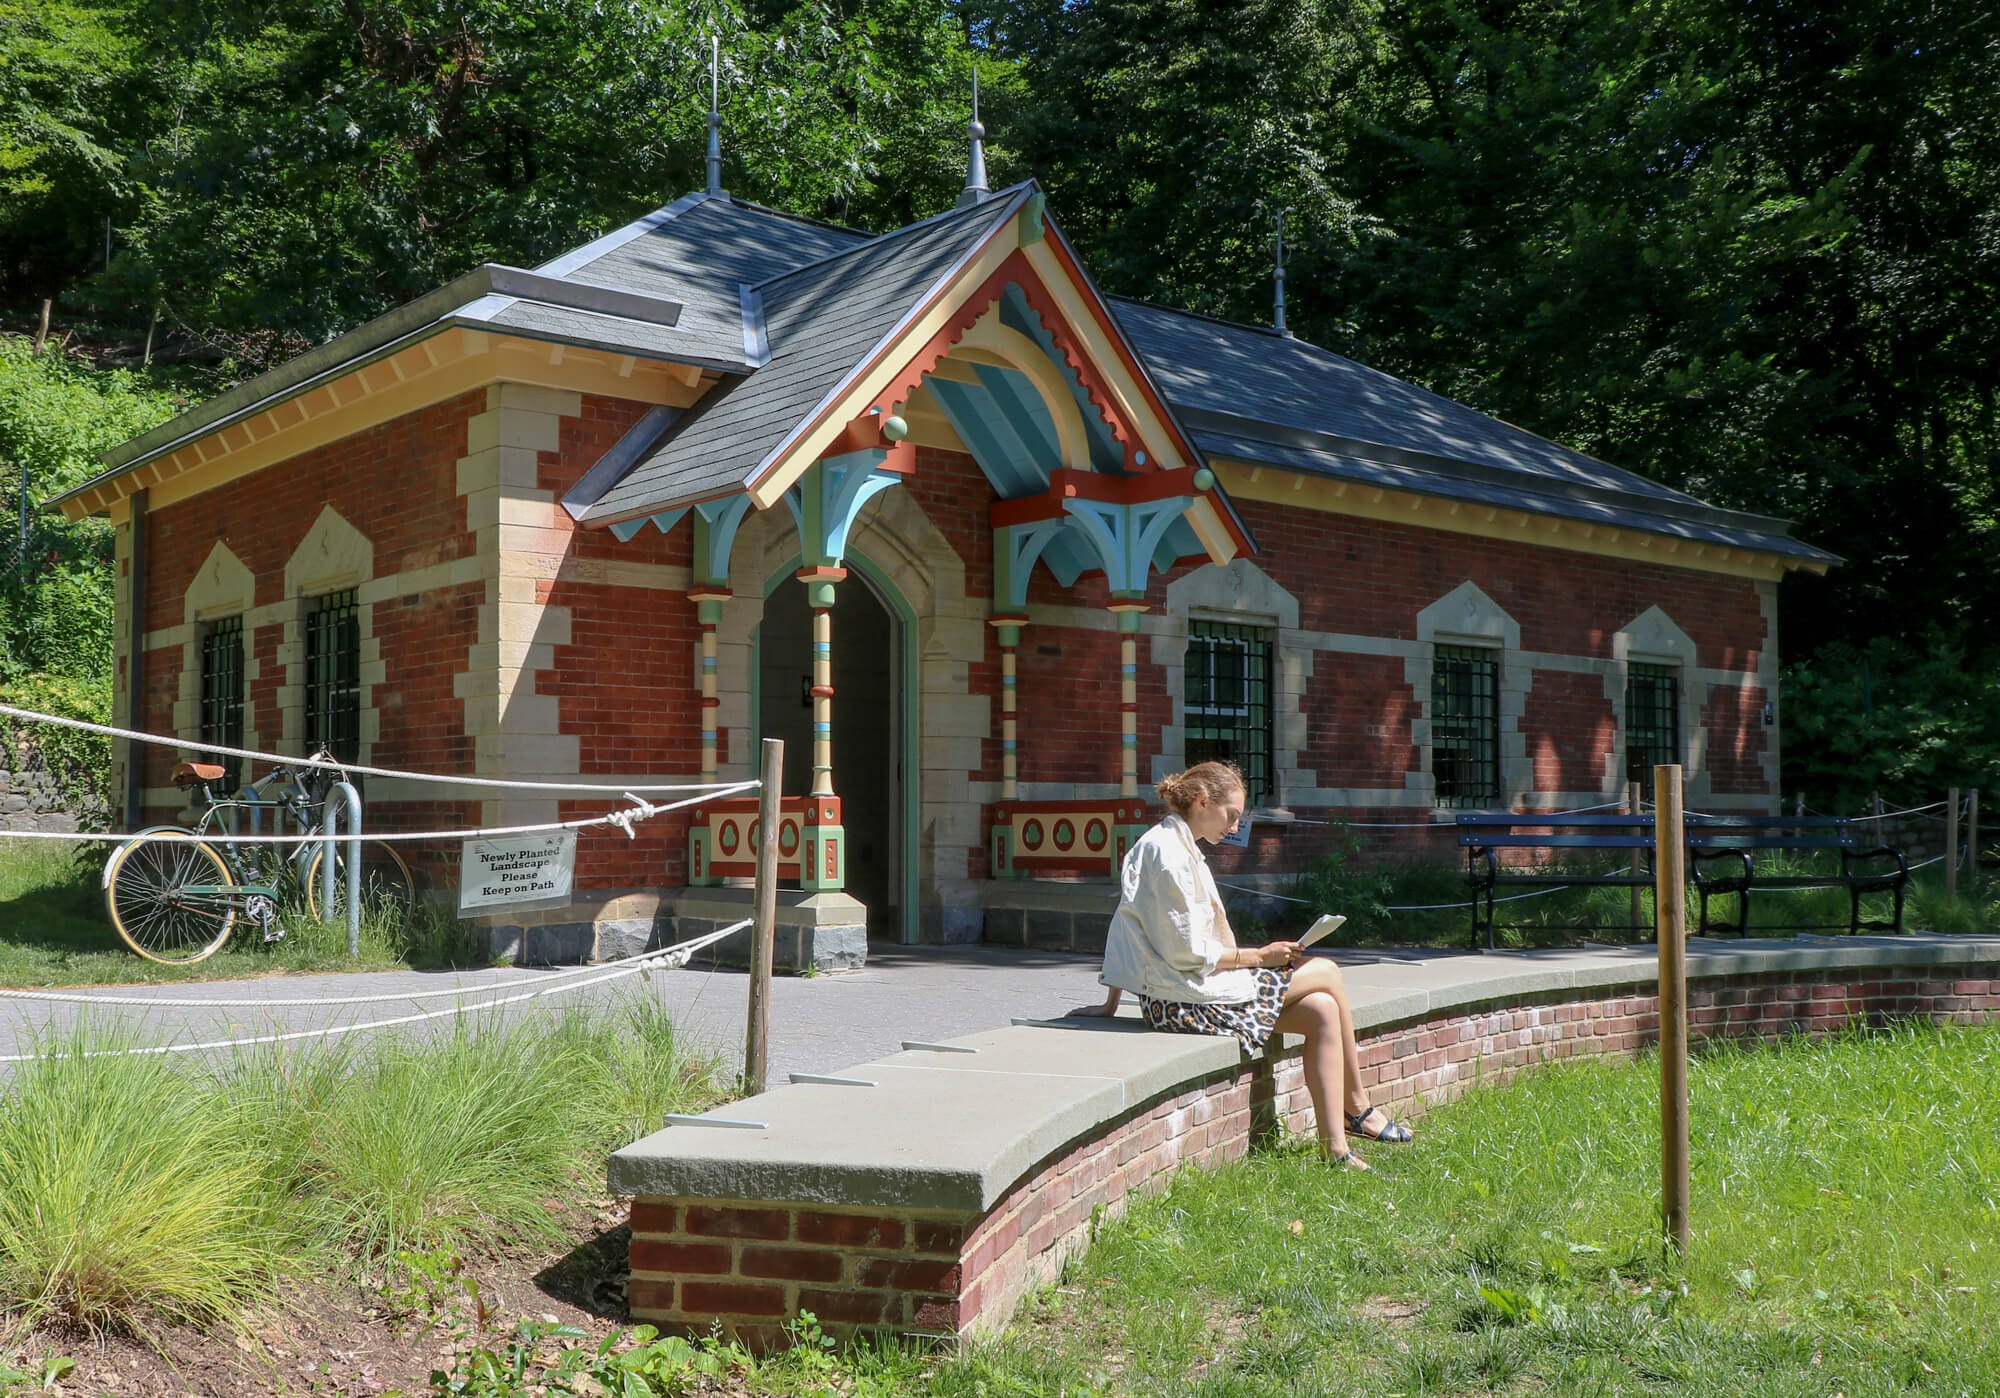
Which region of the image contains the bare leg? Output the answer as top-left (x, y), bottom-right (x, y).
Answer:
top-left (1272, 992), bottom-right (1364, 1167)
top-left (1282, 959), bottom-right (1370, 1116)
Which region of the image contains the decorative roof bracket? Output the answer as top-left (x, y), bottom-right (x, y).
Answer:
top-left (693, 493), bottom-right (756, 587)
top-left (784, 449), bottom-right (903, 570)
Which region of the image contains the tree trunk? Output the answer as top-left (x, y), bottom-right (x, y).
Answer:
top-left (32, 299), bottom-right (51, 354)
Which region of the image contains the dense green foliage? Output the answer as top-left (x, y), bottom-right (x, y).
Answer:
top-left (2, 0), bottom-right (1994, 807)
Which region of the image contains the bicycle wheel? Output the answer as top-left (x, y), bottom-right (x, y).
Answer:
top-left (104, 831), bottom-right (239, 964)
top-left (306, 839), bottom-right (416, 933)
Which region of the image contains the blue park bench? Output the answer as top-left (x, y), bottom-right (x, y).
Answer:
top-left (1456, 812), bottom-right (1910, 951)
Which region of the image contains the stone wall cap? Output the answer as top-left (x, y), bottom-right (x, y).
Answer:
top-left (609, 936), bottom-right (2000, 1214)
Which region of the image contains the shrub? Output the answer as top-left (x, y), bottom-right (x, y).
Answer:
top-left (0, 669), bottom-right (112, 828)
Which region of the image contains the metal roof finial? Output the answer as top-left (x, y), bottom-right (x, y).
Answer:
top-left (1274, 208), bottom-right (1294, 338)
top-left (705, 35), bottom-right (726, 198)
top-left (956, 68), bottom-right (991, 209)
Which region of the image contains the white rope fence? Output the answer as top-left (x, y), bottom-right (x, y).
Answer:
top-left (0, 700), bottom-right (747, 794)
top-left (0, 919), bottom-right (752, 1063)
top-left (1214, 878), bottom-right (1567, 911)
top-left (0, 699), bottom-right (760, 845)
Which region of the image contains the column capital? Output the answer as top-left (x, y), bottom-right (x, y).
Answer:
top-left (687, 586), bottom-right (733, 604)
top-left (988, 612), bottom-right (1031, 629)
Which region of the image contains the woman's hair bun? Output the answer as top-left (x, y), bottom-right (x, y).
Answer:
top-left (1155, 761), bottom-right (1246, 815)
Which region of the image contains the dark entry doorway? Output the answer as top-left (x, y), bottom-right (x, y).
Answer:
top-left (757, 571), bottom-right (900, 935)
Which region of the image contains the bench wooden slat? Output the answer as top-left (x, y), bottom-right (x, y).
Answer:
top-left (1460, 834), bottom-right (1659, 848)
top-left (1455, 809), bottom-right (1907, 950)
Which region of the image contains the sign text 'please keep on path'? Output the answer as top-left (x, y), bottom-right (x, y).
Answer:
top-left (458, 831), bottom-right (578, 913)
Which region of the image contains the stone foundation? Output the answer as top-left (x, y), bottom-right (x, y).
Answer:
top-left (467, 886), bottom-right (870, 972)
top-left (979, 880), bottom-right (1117, 954)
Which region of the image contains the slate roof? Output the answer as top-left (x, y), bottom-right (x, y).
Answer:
top-left (1113, 300), bottom-right (1836, 563)
top-left (581, 188), bottom-right (1032, 521)
top-left (534, 192), bottom-right (868, 371)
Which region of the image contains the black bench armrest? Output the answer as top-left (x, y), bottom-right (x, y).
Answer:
top-left (1689, 847), bottom-right (1753, 890)
top-left (1840, 846), bottom-right (1909, 884)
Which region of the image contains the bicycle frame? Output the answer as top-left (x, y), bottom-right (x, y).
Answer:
top-left (177, 752), bottom-right (345, 918)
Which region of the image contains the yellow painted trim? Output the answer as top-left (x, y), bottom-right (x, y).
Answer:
top-left (1018, 240), bottom-right (1187, 475)
top-left (947, 317), bottom-right (1093, 468)
top-left (1214, 459), bottom-right (1820, 580)
top-left (62, 329), bottom-right (714, 521)
top-left (747, 224), bottom-right (1024, 510)
top-left (1184, 496), bottom-right (1238, 565)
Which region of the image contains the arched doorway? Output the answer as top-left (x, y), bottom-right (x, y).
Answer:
top-left (756, 564), bottom-right (905, 938)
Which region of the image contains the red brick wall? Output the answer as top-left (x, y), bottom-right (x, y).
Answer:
top-left (132, 390), bottom-right (488, 845)
top-left (628, 964), bottom-right (2000, 1348)
top-left (536, 396), bottom-right (703, 888)
top-left (1522, 669), bottom-right (1618, 793)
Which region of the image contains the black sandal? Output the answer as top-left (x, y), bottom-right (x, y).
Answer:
top-left (1328, 1147), bottom-right (1370, 1171)
top-left (1345, 1104), bottom-right (1413, 1143)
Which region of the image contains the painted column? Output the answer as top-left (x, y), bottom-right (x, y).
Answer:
top-left (801, 568), bottom-right (844, 797)
top-left (689, 587), bottom-right (731, 783)
top-left (1109, 601), bottom-right (1148, 798)
top-left (990, 613), bottom-right (1028, 799)
top-left (795, 565), bottom-right (847, 892)
top-left (687, 494), bottom-right (753, 888)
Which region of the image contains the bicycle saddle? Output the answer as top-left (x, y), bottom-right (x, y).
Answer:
top-left (171, 761), bottom-right (228, 787)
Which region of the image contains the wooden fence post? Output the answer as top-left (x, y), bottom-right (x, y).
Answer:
top-left (1970, 790), bottom-right (1981, 890)
top-left (1655, 762), bottom-right (1690, 1257)
top-left (1946, 787), bottom-right (1960, 899)
top-left (744, 737), bottom-right (783, 1097)
top-left (1628, 778), bottom-right (1644, 932)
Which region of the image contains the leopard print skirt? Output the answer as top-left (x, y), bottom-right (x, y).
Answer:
top-left (1141, 966), bottom-right (1293, 1054)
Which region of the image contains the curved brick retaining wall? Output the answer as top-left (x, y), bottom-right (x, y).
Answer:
top-left (608, 936), bottom-right (2000, 1349)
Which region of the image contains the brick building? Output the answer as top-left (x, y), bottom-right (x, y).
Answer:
top-left (55, 160), bottom-right (1834, 965)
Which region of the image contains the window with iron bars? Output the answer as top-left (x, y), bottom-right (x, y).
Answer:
top-left (1184, 620), bottom-right (1274, 804)
top-left (305, 589), bottom-right (361, 764)
top-left (199, 615), bottom-right (244, 785)
top-left (1432, 644), bottom-right (1501, 808)
top-left (1626, 663), bottom-right (1680, 798)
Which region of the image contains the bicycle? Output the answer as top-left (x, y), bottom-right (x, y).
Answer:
top-left (102, 750), bottom-right (415, 964)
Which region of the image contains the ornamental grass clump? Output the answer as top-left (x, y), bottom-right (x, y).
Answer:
top-left (274, 1002), bottom-right (723, 1261)
top-left (0, 1021), bottom-right (290, 1335)
top-left (0, 997), bottom-right (725, 1337)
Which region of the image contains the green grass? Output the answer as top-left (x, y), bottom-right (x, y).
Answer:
top-left (0, 1002), bottom-right (725, 1335)
top-left (0, 836), bottom-right (487, 986)
top-left (794, 1024), bottom-right (2000, 1397)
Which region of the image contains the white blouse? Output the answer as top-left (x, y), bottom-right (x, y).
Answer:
top-left (1098, 814), bottom-right (1257, 1005)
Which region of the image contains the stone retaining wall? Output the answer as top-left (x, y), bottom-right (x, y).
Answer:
top-left (618, 946), bottom-right (2000, 1350)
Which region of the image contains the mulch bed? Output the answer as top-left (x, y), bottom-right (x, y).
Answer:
top-left (4, 1201), bottom-right (637, 1397)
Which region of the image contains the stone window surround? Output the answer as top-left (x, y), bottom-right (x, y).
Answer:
top-left (278, 505), bottom-right (381, 764)
top-left (1151, 557), bottom-right (1307, 815)
top-left (1608, 604), bottom-right (1710, 807)
top-left (1409, 580), bottom-right (1526, 817)
top-left (171, 540), bottom-right (261, 765)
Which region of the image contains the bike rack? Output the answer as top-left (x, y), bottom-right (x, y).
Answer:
top-left (321, 782), bottom-right (364, 956)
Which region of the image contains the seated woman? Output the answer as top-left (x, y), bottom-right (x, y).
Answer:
top-left (1068, 761), bottom-right (1411, 1170)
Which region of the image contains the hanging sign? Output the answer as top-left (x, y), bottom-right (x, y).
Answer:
top-left (458, 830), bottom-right (578, 913)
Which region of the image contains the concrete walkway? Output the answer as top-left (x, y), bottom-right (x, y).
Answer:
top-left (9, 935), bottom-right (1983, 1078)
top-left (0, 941), bottom-right (1483, 1078)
